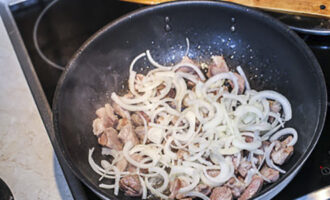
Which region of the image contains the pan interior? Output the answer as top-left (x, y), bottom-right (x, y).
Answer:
top-left (53, 1), bottom-right (325, 199)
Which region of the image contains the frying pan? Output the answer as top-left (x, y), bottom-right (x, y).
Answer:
top-left (53, 1), bottom-right (327, 199)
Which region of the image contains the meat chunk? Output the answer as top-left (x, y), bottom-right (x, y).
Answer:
top-left (120, 175), bottom-right (142, 197)
top-left (131, 113), bottom-right (144, 126)
top-left (210, 186), bottom-right (233, 200)
top-left (134, 126), bottom-right (146, 142)
top-left (118, 124), bottom-right (139, 146)
top-left (112, 102), bottom-right (130, 119)
top-left (177, 149), bottom-right (189, 160)
top-left (233, 73), bottom-right (245, 94)
top-left (196, 184), bottom-right (212, 196)
top-left (260, 166), bottom-right (279, 183)
top-left (269, 100), bottom-right (281, 113)
top-left (138, 111), bottom-right (151, 123)
top-left (169, 178), bottom-right (188, 199)
top-left (225, 178), bottom-right (245, 198)
top-left (92, 118), bottom-right (105, 136)
top-left (238, 175), bottom-right (263, 200)
top-left (98, 127), bottom-right (123, 151)
top-left (271, 136), bottom-right (294, 165)
top-left (207, 169), bottom-right (220, 177)
top-left (115, 158), bottom-right (128, 172)
top-left (95, 104), bottom-right (118, 128)
top-left (238, 160), bottom-right (252, 178)
top-left (207, 56), bottom-right (229, 78)
top-left (116, 118), bottom-right (130, 130)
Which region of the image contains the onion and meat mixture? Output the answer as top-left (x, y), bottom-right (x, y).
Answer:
top-left (89, 46), bottom-right (297, 200)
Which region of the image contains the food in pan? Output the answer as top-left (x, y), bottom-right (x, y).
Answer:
top-left (89, 41), bottom-right (297, 200)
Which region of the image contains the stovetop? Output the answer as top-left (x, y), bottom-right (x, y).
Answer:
top-left (10, 0), bottom-right (330, 199)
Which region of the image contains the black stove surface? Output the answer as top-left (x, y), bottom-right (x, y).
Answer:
top-left (10, 0), bottom-right (330, 199)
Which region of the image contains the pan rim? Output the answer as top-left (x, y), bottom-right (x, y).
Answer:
top-left (52, 1), bottom-right (327, 199)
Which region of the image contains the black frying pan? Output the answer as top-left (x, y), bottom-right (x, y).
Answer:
top-left (53, 1), bottom-right (327, 199)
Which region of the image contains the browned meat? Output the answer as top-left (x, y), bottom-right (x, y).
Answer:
top-left (138, 111), bottom-right (151, 123)
top-left (207, 169), bottom-right (220, 177)
top-left (92, 118), bottom-right (105, 136)
top-left (169, 178), bottom-right (188, 199)
top-left (119, 175), bottom-right (142, 197)
top-left (269, 100), bottom-right (281, 113)
top-left (234, 73), bottom-right (245, 94)
top-left (134, 126), bottom-right (146, 142)
top-left (271, 136), bottom-right (294, 165)
top-left (118, 124), bottom-right (139, 146)
top-left (167, 88), bottom-right (176, 99)
top-left (207, 56), bottom-right (229, 78)
top-left (116, 118), bottom-right (130, 130)
top-left (260, 166), bottom-right (279, 183)
top-left (210, 186), bottom-right (233, 200)
top-left (95, 104), bottom-right (118, 128)
top-left (244, 136), bottom-right (254, 143)
top-left (136, 73), bottom-right (145, 81)
top-left (131, 113), bottom-right (144, 126)
top-left (98, 127), bottom-right (123, 151)
top-left (112, 102), bottom-right (130, 119)
top-left (177, 149), bottom-right (189, 160)
top-left (123, 92), bottom-right (134, 99)
top-left (238, 160), bottom-right (252, 178)
top-left (225, 178), bottom-right (245, 198)
top-left (238, 175), bottom-right (263, 200)
top-left (115, 158), bottom-right (128, 172)
top-left (196, 184), bottom-right (212, 196)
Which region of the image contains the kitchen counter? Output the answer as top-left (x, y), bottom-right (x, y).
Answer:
top-left (0, 9), bottom-right (73, 200)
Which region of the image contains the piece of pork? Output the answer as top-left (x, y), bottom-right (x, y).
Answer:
top-left (95, 104), bottom-right (118, 129)
top-left (116, 118), bottom-right (130, 130)
top-left (210, 186), bottom-right (233, 200)
top-left (238, 160), bottom-right (252, 178)
top-left (207, 56), bottom-right (229, 78)
top-left (131, 113), bottom-right (144, 126)
top-left (271, 136), bottom-right (294, 165)
top-left (92, 118), bottom-right (105, 136)
top-left (98, 127), bottom-right (123, 151)
top-left (138, 111), bottom-right (151, 123)
top-left (207, 169), bottom-right (220, 177)
top-left (134, 126), bottom-right (146, 142)
top-left (169, 178), bottom-right (188, 199)
top-left (118, 124), bottom-right (139, 146)
top-left (196, 184), bottom-right (212, 196)
top-left (115, 158), bottom-right (128, 172)
top-left (177, 149), bottom-right (189, 160)
top-left (260, 166), bottom-right (279, 183)
top-left (269, 100), bottom-right (281, 113)
top-left (120, 175), bottom-right (142, 197)
top-left (112, 102), bottom-right (130, 119)
top-left (225, 177), bottom-right (246, 198)
top-left (238, 175), bottom-right (263, 200)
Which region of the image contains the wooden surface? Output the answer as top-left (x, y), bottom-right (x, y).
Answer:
top-left (121, 0), bottom-right (330, 18)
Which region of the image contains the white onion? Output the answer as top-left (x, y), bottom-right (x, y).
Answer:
top-left (185, 191), bottom-right (210, 200)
